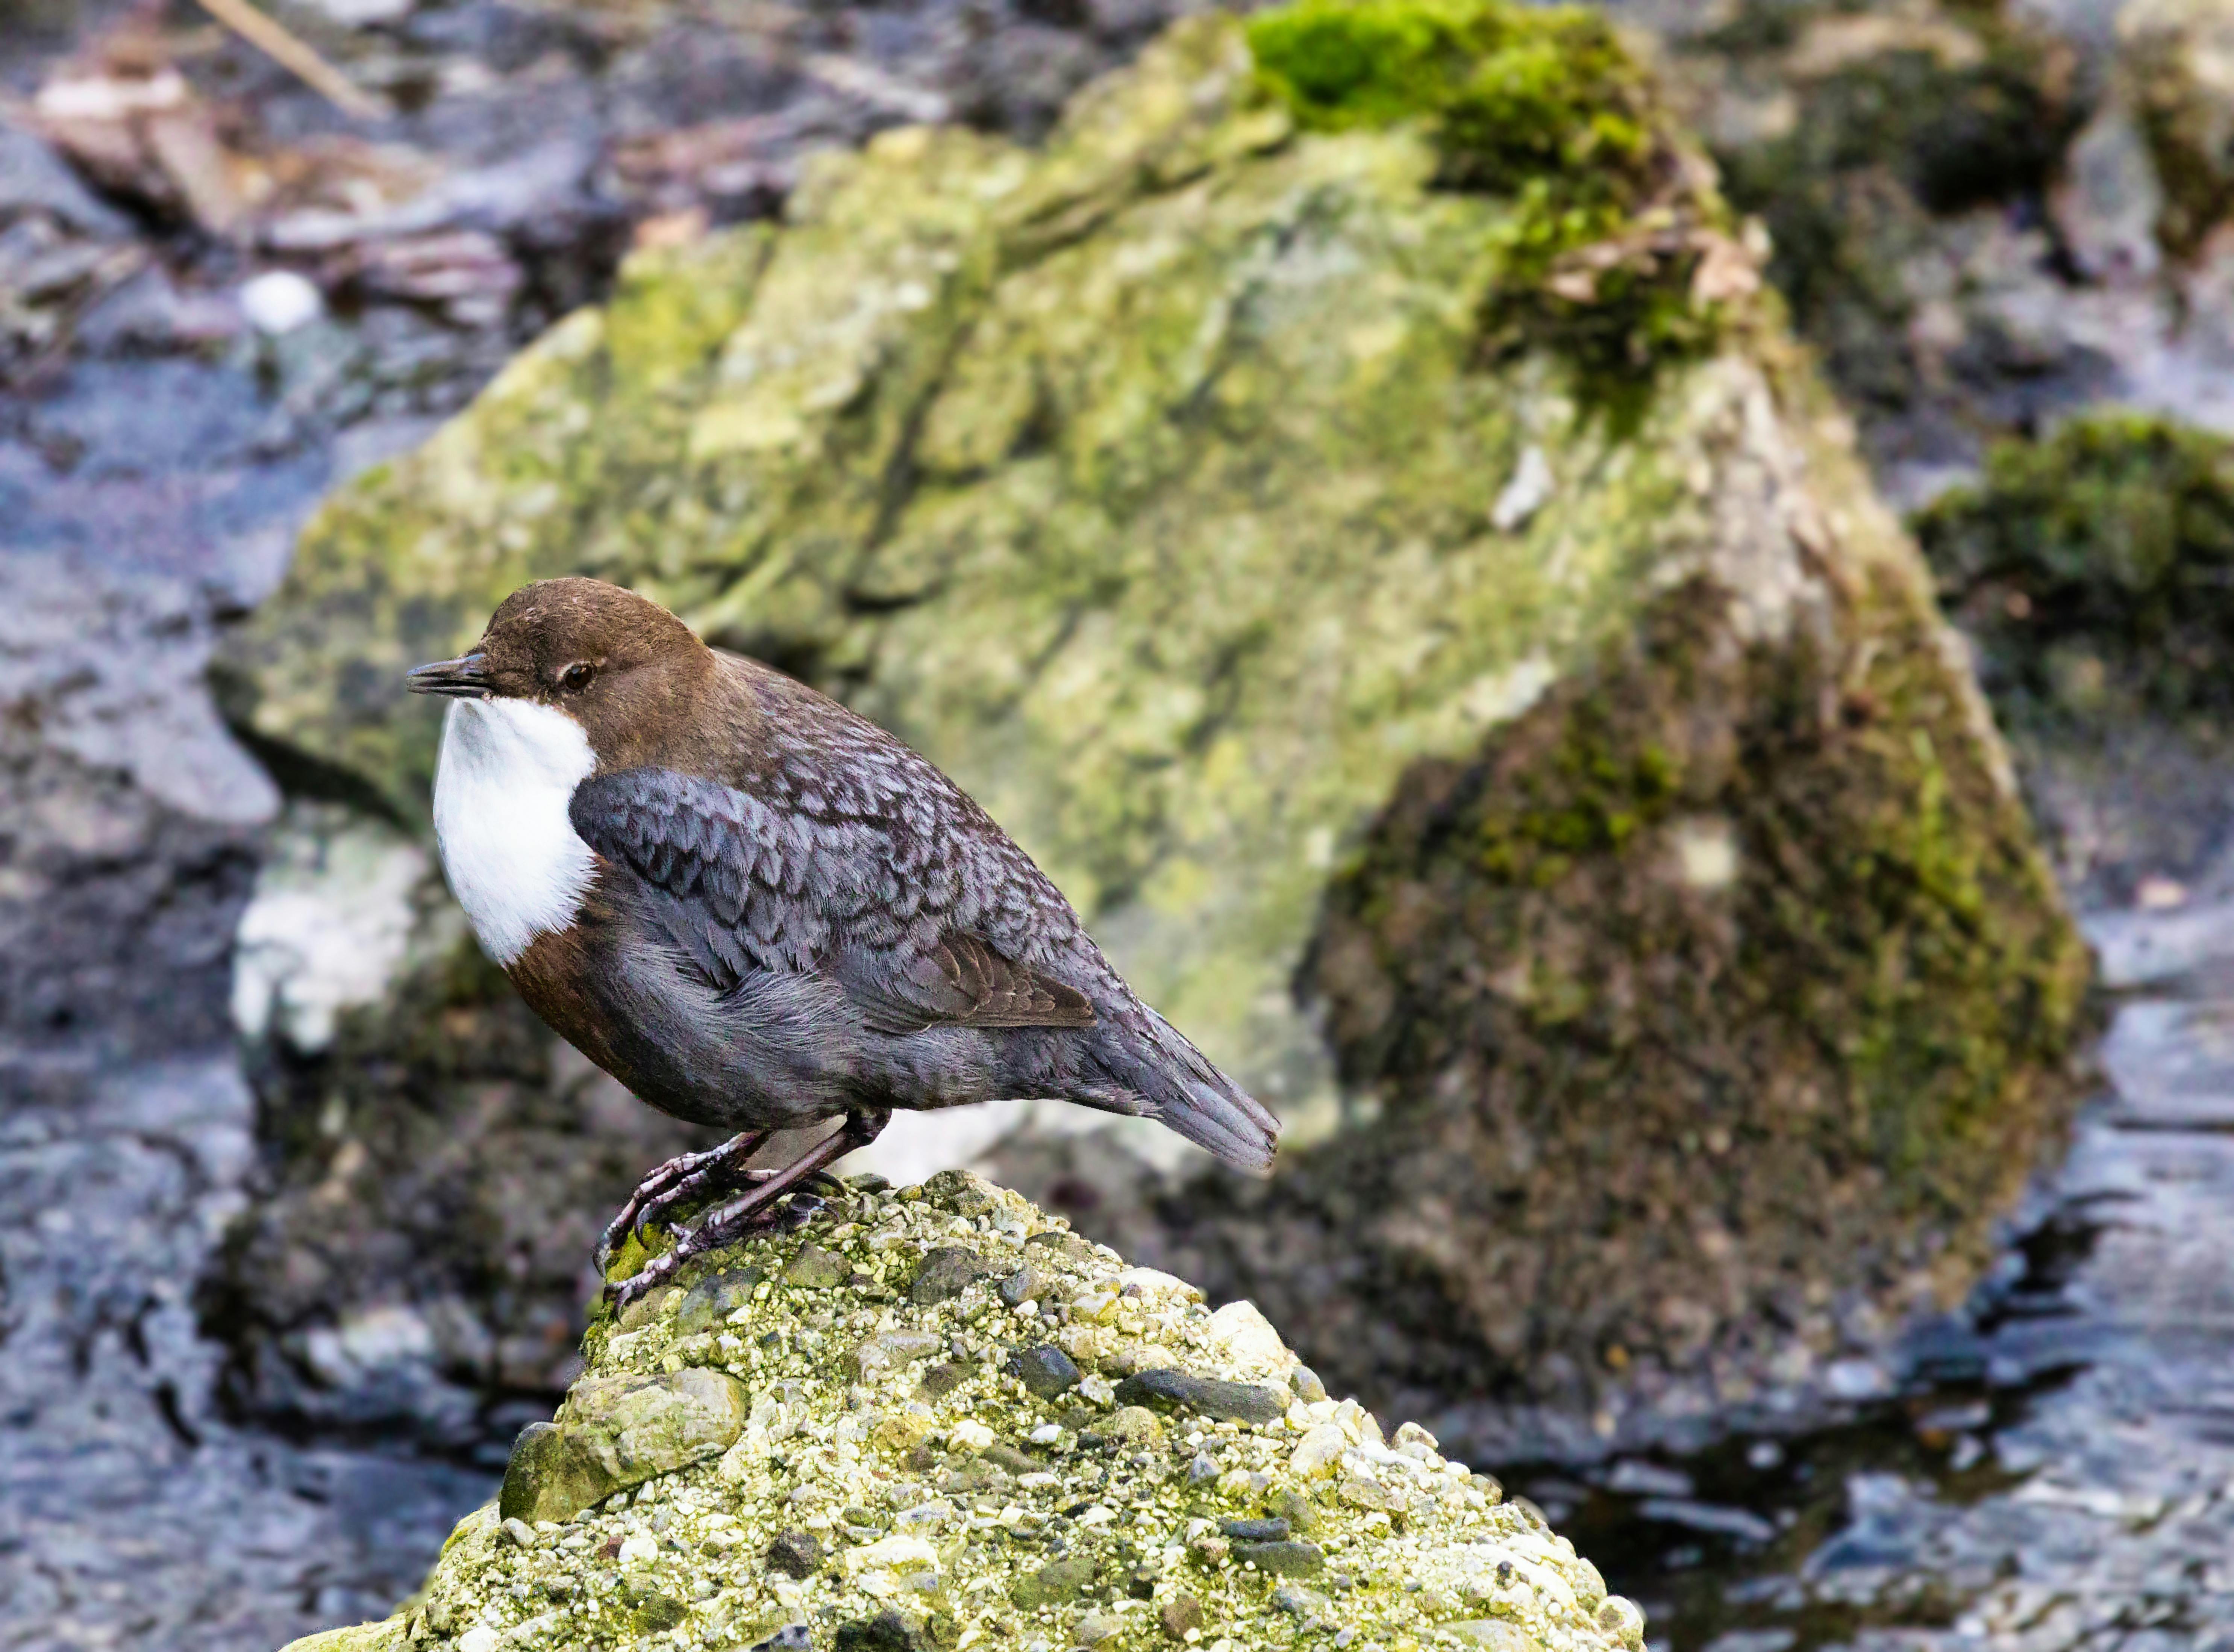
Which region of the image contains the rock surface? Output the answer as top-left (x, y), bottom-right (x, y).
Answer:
top-left (282, 1170), bottom-right (1644, 1652)
top-left (218, 2), bottom-right (2086, 1444)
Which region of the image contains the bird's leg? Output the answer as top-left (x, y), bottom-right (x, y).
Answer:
top-left (594, 1129), bottom-right (768, 1275)
top-left (607, 1110), bottom-right (891, 1311)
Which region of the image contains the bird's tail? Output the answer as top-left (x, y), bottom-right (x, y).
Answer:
top-left (1078, 1006), bottom-right (1282, 1175)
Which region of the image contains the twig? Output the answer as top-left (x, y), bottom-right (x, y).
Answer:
top-left (193, 0), bottom-right (388, 121)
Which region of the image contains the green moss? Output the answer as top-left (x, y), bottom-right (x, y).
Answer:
top-left (1261, 566), bottom-right (2089, 1400)
top-left (1473, 711), bottom-right (1682, 887)
top-left (1247, 0), bottom-right (1654, 193)
top-left (1912, 412), bottom-right (2234, 725)
top-left (1248, 0), bottom-right (1731, 411)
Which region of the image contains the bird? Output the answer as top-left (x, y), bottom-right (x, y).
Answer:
top-left (406, 577), bottom-right (1280, 1306)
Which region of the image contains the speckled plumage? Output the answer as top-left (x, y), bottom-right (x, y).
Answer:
top-left (411, 578), bottom-right (1280, 1178)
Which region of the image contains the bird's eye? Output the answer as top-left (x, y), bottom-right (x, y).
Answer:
top-left (559, 662), bottom-right (596, 692)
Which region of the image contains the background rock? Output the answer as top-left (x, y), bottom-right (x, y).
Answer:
top-left (217, 0), bottom-right (2088, 1459)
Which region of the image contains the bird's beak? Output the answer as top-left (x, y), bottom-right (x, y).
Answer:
top-left (405, 653), bottom-right (490, 698)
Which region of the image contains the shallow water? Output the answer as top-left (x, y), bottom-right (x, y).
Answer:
top-left (1521, 914), bottom-right (2234, 1652)
top-left (0, 1054), bottom-right (492, 1652)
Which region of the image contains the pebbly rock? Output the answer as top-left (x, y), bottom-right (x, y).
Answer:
top-left (278, 1172), bottom-right (1643, 1652)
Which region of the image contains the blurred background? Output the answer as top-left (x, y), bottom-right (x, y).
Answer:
top-left (9, 0), bottom-right (2234, 1646)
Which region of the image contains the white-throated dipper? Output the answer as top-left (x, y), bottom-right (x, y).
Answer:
top-left (407, 578), bottom-right (1279, 1304)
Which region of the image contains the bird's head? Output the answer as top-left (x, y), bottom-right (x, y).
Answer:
top-left (406, 577), bottom-right (715, 761)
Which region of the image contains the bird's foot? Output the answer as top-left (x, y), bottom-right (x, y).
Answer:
top-left (594, 1129), bottom-right (768, 1276)
top-left (605, 1110), bottom-right (890, 1313)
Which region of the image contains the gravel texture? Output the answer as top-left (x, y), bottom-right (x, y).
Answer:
top-left (285, 1169), bottom-right (1646, 1652)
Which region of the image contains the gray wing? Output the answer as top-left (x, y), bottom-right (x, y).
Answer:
top-left (567, 762), bottom-right (1097, 1037)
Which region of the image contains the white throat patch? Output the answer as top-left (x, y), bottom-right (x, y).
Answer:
top-left (431, 697), bottom-right (599, 966)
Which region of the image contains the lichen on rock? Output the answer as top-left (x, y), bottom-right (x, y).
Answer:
top-left (281, 1172), bottom-right (1644, 1652)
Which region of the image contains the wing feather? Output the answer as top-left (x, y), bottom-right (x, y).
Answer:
top-left (570, 762), bottom-right (1095, 1035)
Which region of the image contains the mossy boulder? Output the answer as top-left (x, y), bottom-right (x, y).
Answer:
top-left (223, 5), bottom-right (1760, 1119)
top-left (280, 1172), bottom-right (1644, 1652)
top-left (223, 5), bottom-right (2085, 1424)
top-left (1912, 411), bottom-right (2234, 901)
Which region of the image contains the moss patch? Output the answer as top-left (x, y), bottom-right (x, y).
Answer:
top-left (1158, 565), bottom-right (2089, 1409)
top-left (1249, 0), bottom-right (1734, 410)
top-left (1913, 411), bottom-right (2234, 726)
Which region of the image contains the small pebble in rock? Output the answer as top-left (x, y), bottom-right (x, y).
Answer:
top-left (1159, 1593), bottom-right (1205, 1637)
top-left (1219, 1517), bottom-right (1289, 1541)
top-left (1189, 1453), bottom-right (1219, 1484)
top-left (1232, 1538), bottom-right (1324, 1576)
top-left (913, 1246), bottom-right (994, 1305)
top-left (999, 1265), bottom-right (1043, 1307)
top-left (783, 1243), bottom-right (849, 1289)
top-left (1290, 1366), bottom-right (1328, 1404)
top-left (239, 270), bottom-right (321, 335)
top-left (1009, 1342), bottom-right (1082, 1399)
top-left (765, 1529), bottom-right (822, 1578)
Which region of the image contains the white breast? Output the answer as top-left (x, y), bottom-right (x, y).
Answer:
top-left (431, 697), bottom-right (599, 966)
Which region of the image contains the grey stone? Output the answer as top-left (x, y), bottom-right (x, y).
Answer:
top-left (918, 1361), bottom-right (972, 1400)
top-left (765, 1529), bottom-right (822, 1578)
top-left (782, 1243), bottom-right (849, 1289)
top-left (674, 1266), bottom-right (766, 1334)
top-left (1290, 1366), bottom-right (1328, 1404)
top-left (1115, 1367), bottom-right (1287, 1425)
top-left (1009, 1342), bottom-right (1082, 1399)
top-left (997, 1265), bottom-right (1043, 1307)
top-left (1220, 1517), bottom-right (1289, 1541)
top-left (835, 1609), bottom-right (934, 1651)
top-left (1233, 1540), bottom-right (1323, 1576)
top-left (911, 1246), bottom-right (994, 1305)
top-left (849, 1330), bottom-right (944, 1381)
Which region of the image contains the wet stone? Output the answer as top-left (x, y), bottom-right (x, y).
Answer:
top-left (765, 1529), bottom-right (822, 1579)
top-left (1009, 1342), bottom-right (1082, 1399)
top-left (674, 1266), bottom-right (765, 1335)
top-left (1234, 1539), bottom-right (1325, 1576)
top-left (782, 1243), bottom-right (848, 1289)
top-left (1115, 1367), bottom-right (1287, 1425)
